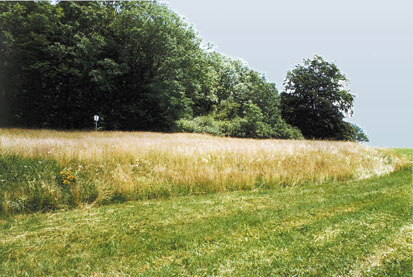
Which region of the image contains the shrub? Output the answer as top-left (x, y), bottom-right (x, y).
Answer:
top-left (273, 121), bottom-right (304, 140)
top-left (177, 114), bottom-right (303, 140)
top-left (176, 116), bottom-right (223, 136)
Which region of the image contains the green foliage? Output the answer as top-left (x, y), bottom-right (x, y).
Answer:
top-left (218, 101), bottom-right (275, 138)
top-left (0, 1), bottom-right (207, 130)
top-left (1, 3), bottom-right (365, 141)
top-left (176, 106), bottom-right (304, 139)
top-left (272, 120), bottom-right (304, 140)
top-left (281, 55), bottom-right (356, 140)
top-left (0, 1), bottom-right (303, 140)
top-left (176, 116), bottom-right (223, 136)
top-left (206, 54), bottom-right (303, 139)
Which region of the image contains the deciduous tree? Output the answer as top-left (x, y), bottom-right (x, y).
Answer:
top-left (281, 55), bottom-right (356, 140)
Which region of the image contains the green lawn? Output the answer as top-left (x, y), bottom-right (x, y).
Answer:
top-left (1, 156), bottom-right (412, 276)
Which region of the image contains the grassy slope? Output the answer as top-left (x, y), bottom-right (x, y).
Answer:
top-left (1, 159), bottom-right (411, 276)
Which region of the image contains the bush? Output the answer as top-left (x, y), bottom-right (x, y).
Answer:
top-left (176, 114), bottom-right (304, 140)
top-left (176, 102), bottom-right (304, 140)
top-left (176, 116), bottom-right (223, 136)
top-left (273, 121), bottom-right (304, 140)
top-left (219, 117), bottom-right (247, 137)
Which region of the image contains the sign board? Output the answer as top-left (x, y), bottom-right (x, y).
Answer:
top-left (94, 115), bottom-right (99, 121)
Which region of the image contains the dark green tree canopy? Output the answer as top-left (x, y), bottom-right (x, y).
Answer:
top-left (1, 2), bottom-right (367, 141)
top-left (0, 1), bottom-right (302, 139)
top-left (0, 1), bottom-right (211, 130)
top-left (280, 55), bottom-right (361, 141)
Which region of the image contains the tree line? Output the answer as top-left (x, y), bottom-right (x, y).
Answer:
top-left (0, 1), bottom-right (367, 141)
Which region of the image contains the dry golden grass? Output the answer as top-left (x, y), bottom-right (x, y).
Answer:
top-left (0, 128), bottom-right (409, 204)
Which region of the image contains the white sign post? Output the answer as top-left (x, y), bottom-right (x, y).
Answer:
top-left (94, 115), bottom-right (99, 131)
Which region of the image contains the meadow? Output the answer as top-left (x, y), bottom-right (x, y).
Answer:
top-left (0, 129), bottom-right (409, 214)
top-left (0, 129), bottom-right (412, 275)
top-left (0, 153), bottom-right (411, 275)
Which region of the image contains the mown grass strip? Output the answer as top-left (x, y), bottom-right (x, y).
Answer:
top-left (1, 163), bottom-right (411, 276)
top-left (349, 224), bottom-right (412, 277)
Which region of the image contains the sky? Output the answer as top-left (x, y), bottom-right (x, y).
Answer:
top-left (163, 0), bottom-right (412, 148)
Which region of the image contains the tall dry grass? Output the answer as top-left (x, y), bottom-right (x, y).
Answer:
top-left (0, 128), bottom-right (410, 207)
